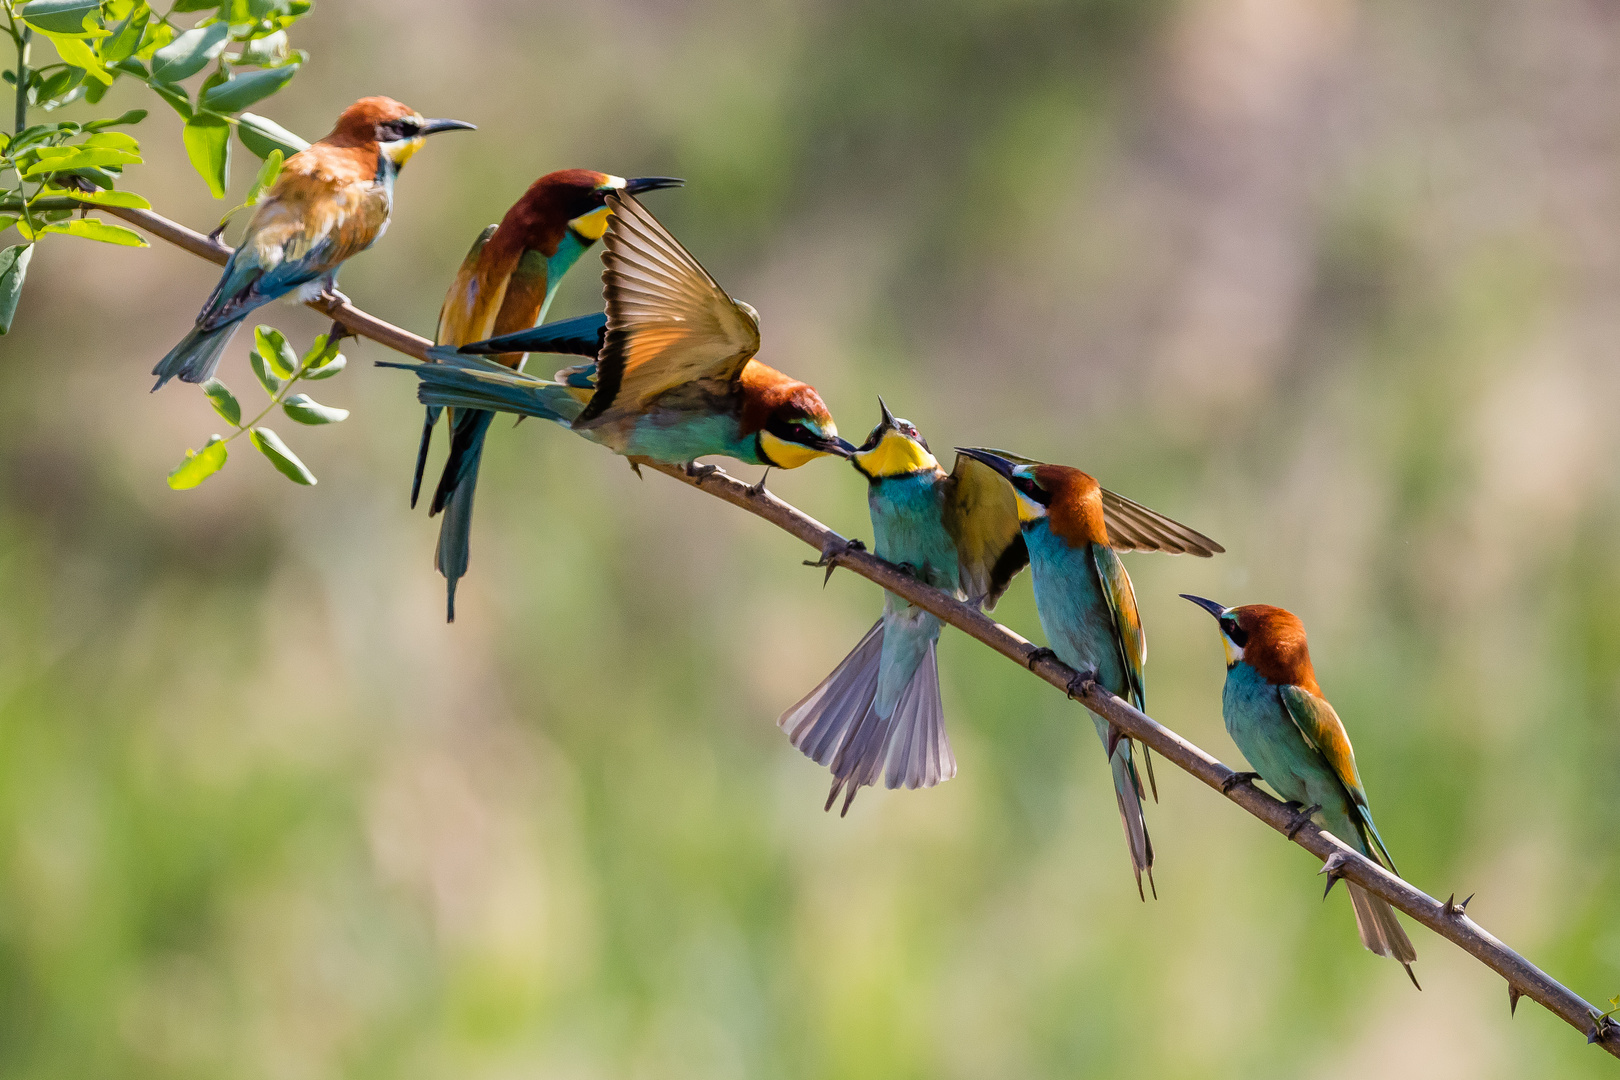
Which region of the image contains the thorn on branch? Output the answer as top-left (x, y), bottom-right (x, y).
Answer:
top-left (803, 537), bottom-right (865, 586)
top-left (1509, 984), bottom-right (1522, 1017)
top-left (1318, 851), bottom-right (1351, 899)
top-left (1442, 892), bottom-right (1475, 918)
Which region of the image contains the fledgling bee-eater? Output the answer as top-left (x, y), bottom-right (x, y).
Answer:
top-left (419, 171), bottom-right (683, 621)
top-left (1180, 596), bottom-right (1418, 983)
top-left (777, 402), bottom-right (1029, 814)
top-left (384, 192), bottom-right (853, 488)
top-left (956, 449), bottom-right (1222, 899)
top-left (152, 96), bottom-right (474, 390)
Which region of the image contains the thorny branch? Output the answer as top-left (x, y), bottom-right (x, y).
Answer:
top-left (112, 205), bottom-right (1620, 1059)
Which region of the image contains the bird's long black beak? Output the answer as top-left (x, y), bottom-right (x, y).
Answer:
top-left (791, 430), bottom-right (857, 458)
top-left (625, 176), bottom-right (684, 194)
top-left (420, 118), bottom-right (477, 136)
top-left (955, 446), bottom-right (1018, 480)
top-left (877, 396), bottom-right (897, 430)
top-left (1180, 594), bottom-right (1229, 619)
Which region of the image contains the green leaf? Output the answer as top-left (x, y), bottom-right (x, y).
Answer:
top-left (172, 0), bottom-right (221, 10)
top-left (0, 246), bottom-right (33, 335)
top-left (182, 114), bottom-right (230, 198)
top-left (236, 111), bottom-right (307, 159)
top-left (239, 29), bottom-right (287, 65)
top-left (245, 147), bottom-right (281, 203)
top-left (16, 0), bottom-right (102, 35)
top-left (302, 352), bottom-right (345, 379)
top-left (149, 22), bottom-right (230, 84)
top-left (83, 108), bottom-right (148, 130)
top-left (248, 346), bottom-right (282, 396)
top-left (282, 393), bottom-right (348, 425)
top-left (21, 145), bottom-right (141, 176)
top-left (200, 63), bottom-right (298, 114)
top-left (41, 217), bottom-right (148, 245)
top-left (0, 217), bottom-right (16, 233)
top-left (253, 325), bottom-right (297, 379)
top-left (62, 187), bottom-right (151, 209)
top-left (146, 79), bottom-right (191, 120)
top-left (202, 378), bottom-right (241, 426)
top-left (249, 427), bottom-right (315, 484)
top-left (101, 9), bottom-right (149, 64)
top-left (167, 434), bottom-right (228, 490)
top-left (83, 131), bottom-right (139, 150)
top-left (37, 32), bottom-right (112, 83)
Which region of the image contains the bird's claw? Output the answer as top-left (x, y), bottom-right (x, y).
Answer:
top-left (1318, 851), bottom-right (1352, 898)
top-left (1220, 770), bottom-right (1261, 794)
top-left (1064, 667), bottom-right (1099, 701)
top-left (1025, 646), bottom-right (1057, 671)
top-left (1283, 803), bottom-right (1322, 840)
top-left (685, 461), bottom-right (722, 484)
top-left (803, 537), bottom-right (865, 585)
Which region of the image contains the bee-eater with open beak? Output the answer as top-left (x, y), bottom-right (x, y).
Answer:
top-left (956, 449), bottom-right (1222, 899)
top-left (1180, 596), bottom-right (1418, 983)
top-left (153, 96), bottom-right (474, 390)
top-left (418, 171), bottom-right (683, 621)
top-left (777, 402), bottom-right (1028, 814)
top-left (385, 192), bottom-right (853, 492)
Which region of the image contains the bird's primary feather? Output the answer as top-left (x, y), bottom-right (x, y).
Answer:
top-left (577, 193), bottom-right (761, 426)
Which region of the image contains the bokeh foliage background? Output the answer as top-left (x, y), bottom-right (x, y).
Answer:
top-left (3, 0), bottom-right (1619, 1075)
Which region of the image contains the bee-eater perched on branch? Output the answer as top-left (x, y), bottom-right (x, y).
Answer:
top-left (1181, 596), bottom-right (1418, 984)
top-left (956, 449), bottom-right (1222, 899)
top-left (383, 193), bottom-right (854, 611)
top-left (152, 96), bottom-right (474, 390)
top-left (419, 172), bottom-right (683, 622)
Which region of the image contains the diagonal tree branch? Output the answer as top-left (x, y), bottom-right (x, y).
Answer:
top-left (115, 205), bottom-right (1620, 1058)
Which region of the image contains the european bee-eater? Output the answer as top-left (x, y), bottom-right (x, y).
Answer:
top-left (777, 403), bottom-right (1028, 814)
top-left (153, 96), bottom-right (474, 390)
top-left (418, 171), bottom-right (683, 622)
top-left (385, 192), bottom-right (853, 488)
top-left (956, 449), bottom-right (1222, 899)
top-left (1181, 596), bottom-right (1418, 983)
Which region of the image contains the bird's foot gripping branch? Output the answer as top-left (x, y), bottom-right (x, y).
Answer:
top-left (99, 204), bottom-right (1620, 1061)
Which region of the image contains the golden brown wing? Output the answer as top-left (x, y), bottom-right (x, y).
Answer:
top-left (435, 224), bottom-right (502, 348)
top-left (1099, 488), bottom-right (1224, 557)
top-left (574, 192), bottom-right (761, 426)
top-left (944, 452), bottom-right (1028, 609)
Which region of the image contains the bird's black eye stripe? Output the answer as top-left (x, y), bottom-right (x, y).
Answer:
top-left (1221, 618), bottom-right (1248, 647)
top-left (379, 118), bottom-right (421, 141)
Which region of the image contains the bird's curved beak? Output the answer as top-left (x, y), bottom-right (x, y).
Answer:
top-left (419, 118), bottom-right (477, 136)
top-left (625, 176), bottom-right (684, 194)
top-left (1180, 594), bottom-right (1229, 619)
top-left (955, 446), bottom-right (1018, 480)
top-left (790, 430), bottom-right (856, 458)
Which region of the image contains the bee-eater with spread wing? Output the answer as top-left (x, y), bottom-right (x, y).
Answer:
top-left (384, 191), bottom-right (852, 494)
top-left (419, 172), bottom-right (683, 621)
top-left (1180, 596), bottom-right (1418, 984)
top-left (153, 96), bottom-right (474, 390)
top-left (956, 449), bottom-right (1222, 899)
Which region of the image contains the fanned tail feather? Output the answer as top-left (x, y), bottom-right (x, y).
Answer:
top-left (778, 623), bottom-right (956, 814)
top-left (152, 318), bottom-right (242, 390)
top-left (384, 354), bottom-right (580, 423)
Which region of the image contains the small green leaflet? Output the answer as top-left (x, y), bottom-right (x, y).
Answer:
top-left (202, 379), bottom-right (241, 426)
top-left (42, 218), bottom-right (147, 246)
top-left (168, 435), bottom-right (228, 490)
top-left (253, 325), bottom-right (298, 378)
top-left (182, 114), bottom-right (231, 199)
top-left (282, 393), bottom-right (348, 424)
top-left (0, 245), bottom-right (33, 335)
top-left (250, 427), bottom-right (316, 485)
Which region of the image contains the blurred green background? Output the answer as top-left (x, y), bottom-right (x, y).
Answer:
top-left (3, 0), bottom-right (1619, 1075)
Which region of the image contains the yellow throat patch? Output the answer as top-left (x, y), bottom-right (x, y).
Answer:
top-left (855, 430), bottom-right (938, 477)
top-left (759, 429), bottom-right (831, 470)
top-left (384, 136), bottom-right (426, 167)
top-left (568, 205), bottom-right (612, 241)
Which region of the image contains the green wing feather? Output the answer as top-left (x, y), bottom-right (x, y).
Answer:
top-left (1278, 684), bottom-right (1398, 873)
top-left (1088, 543), bottom-right (1146, 712)
top-left (943, 452), bottom-right (1027, 608)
